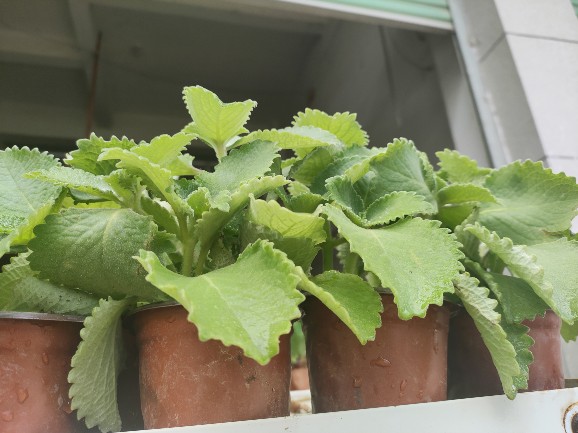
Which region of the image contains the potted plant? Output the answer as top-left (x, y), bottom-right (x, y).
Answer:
top-left (431, 150), bottom-right (578, 398)
top-left (0, 147), bottom-right (100, 433)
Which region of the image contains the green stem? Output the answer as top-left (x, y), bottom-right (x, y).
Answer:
top-left (215, 142), bottom-right (227, 161)
top-left (195, 245), bottom-right (210, 276)
top-left (177, 213), bottom-right (195, 277)
top-left (322, 221), bottom-right (333, 272)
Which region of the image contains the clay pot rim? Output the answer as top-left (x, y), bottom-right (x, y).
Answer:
top-left (0, 311), bottom-right (85, 322)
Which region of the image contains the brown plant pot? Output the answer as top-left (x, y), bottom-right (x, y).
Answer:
top-left (0, 312), bottom-right (87, 433)
top-left (132, 303), bottom-right (292, 429)
top-left (302, 294), bottom-right (449, 413)
top-left (447, 309), bottom-right (564, 398)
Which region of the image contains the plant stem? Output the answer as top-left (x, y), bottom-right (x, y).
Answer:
top-left (177, 213), bottom-right (195, 277)
top-left (195, 245), bottom-right (210, 276)
top-left (322, 221), bottom-right (333, 272)
top-left (215, 143), bottom-right (227, 161)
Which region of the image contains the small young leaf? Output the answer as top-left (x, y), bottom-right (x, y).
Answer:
top-left (292, 108), bottom-right (369, 147)
top-left (66, 134), bottom-right (136, 175)
top-left (131, 133), bottom-right (198, 176)
top-left (296, 269), bottom-right (382, 344)
top-left (437, 184), bottom-right (497, 206)
top-left (324, 205), bottom-right (464, 319)
top-left (234, 126), bottom-right (338, 150)
top-left (363, 191), bottom-right (435, 226)
top-left (326, 176), bottom-right (365, 215)
top-left (182, 86), bottom-right (257, 156)
top-left (137, 241), bottom-right (303, 364)
top-left (248, 198), bottom-right (326, 244)
top-left (69, 297), bottom-right (132, 432)
top-left (436, 149), bottom-right (491, 184)
top-left (290, 147), bottom-right (336, 185)
top-left (140, 196), bottom-right (179, 235)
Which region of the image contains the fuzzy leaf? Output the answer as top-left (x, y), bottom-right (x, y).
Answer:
top-left (194, 176), bottom-right (288, 254)
top-left (468, 261), bottom-right (548, 323)
top-left (69, 297), bottom-right (132, 432)
top-left (292, 108), bottom-right (369, 147)
top-left (248, 198), bottom-right (326, 244)
top-left (66, 134), bottom-right (136, 175)
top-left (290, 147), bottom-right (336, 185)
top-left (324, 205), bottom-right (463, 319)
top-left (28, 208), bottom-right (165, 301)
top-left (26, 167), bottom-right (117, 201)
top-left (0, 253), bottom-right (34, 309)
top-left (140, 197), bottom-right (179, 235)
top-left (235, 126), bottom-right (337, 150)
top-left (479, 160), bottom-right (578, 245)
top-left (0, 147), bottom-right (62, 250)
top-left (465, 224), bottom-right (578, 324)
top-left (197, 140), bottom-right (279, 196)
top-left (182, 86), bottom-right (257, 152)
top-left (297, 269), bottom-right (382, 343)
top-left (363, 191), bottom-right (436, 226)
top-left (501, 321), bottom-right (534, 391)
top-left (453, 273), bottom-right (521, 399)
top-left (325, 176), bottom-right (365, 215)
top-left (137, 241), bottom-right (303, 364)
top-left (436, 149), bottom-right (491, 185)
top-left (131, 133), bottom-right (198, 176)
top-left (437, 184), bottom-right (497, 206)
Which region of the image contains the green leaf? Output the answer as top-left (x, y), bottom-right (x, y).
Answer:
top-left (297, 269), bottom-right (382, 343)
top-left (326, 176), bottom-right (365, 215)
top-left (437, 184), bottom-right (497, 206)
top-left (182, 86), bottom-right (257, 156)
top-left (140, 196), bottom-right (179, 235)
top-left (66, 134), bottom-right (136, 175)
top-left (292, 108), bottom-right (369, 147)
top-left (194, 176), bottom-right (288, 255)
top-left (69, 297), bottom-right (132, 432)
top-left (468, 261), bottom-right (548, 323)
top-left (453, 273), bottom-right (521, 399)
top-left (137, 241), bottom-right (304, 364)
top-left (479, 160), bottom-right (578, 245)
top-left (360, 138), bottom-right (437, 210)
top-left (435, 149), bottom-right (491, 185)
top-left (235, 126), bottom-right (338, 150)
top-left (248, 198), bottom-right (326, 244)
top-left (26, 167), bottom-right (117, 201)
top-left (28, 208), bottom-right (166, 301)
top-left (0, 252), bottom-right (34, 309)
top-left (310, 149), bottom-right (375, 196)
top-left (562, 321), bottom-right (578, 342)
top-left (465, 224), bottom-right (578, 324)
top-left (290, 147), bottom-right (336, 185)
top-left (197, 140), bottom-right (279, 196)
top-left (324, 205), bottom-right (463, 319)
top-left (501, 321), bottom-right (534, 391)
top-left (363, 191), bottom-right (436, 226)
top-left (0, 147), bottom-right (62, 247)
top-left (103, 170), bottom-right (141, 205)
top-left (131, 133), bottom-right (199, 176)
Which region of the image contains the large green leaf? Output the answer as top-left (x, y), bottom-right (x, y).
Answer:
top-left (28, 208), bottom-right (166, 301)
top-left (292, 108), bottom-right (369, 147)
top-left (297, 269), bottom-right (382, 344)
top-left (478, 160), bottom-right (578, 245)
top-left (248, 198), bottom-right (326, 244)
top-left (65, 134), bottom-right (136, 175)
top-left (435, 149), bottom-right (491, 185)
top-left (69, 297), bottom-right (132, 432)
top-left (26, 167), bottom-right (117, 201)
top-left (234, 126), bottom-right (338, 150)
top-left (131, 133), bottom-right (198, 176)
top-left (324, 205), bottom-right (463, 319)
top-left (501, 321), bottom-right (534, 391)
top-left (137, 241), bottom-right (304, 364)
top-left (197, 140), bottom-right (278, 196)
top-left (363, 191), bottom-right (436, 226)
top-left (0, 147), bottom-right (62, 245)
top-left (182, 86), bottom-right (257, 156)
top-left (359, 138), bottom-right (437, 210)
top-left (437, 184), bottom-right (496, 206)
top-left (0, 253), bottom-right (34, 309)
top-left (453, 273), bottom-right (522, 399)
top-left (465, 224), bottom-right (578, 324)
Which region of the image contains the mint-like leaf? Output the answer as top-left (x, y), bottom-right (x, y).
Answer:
top-left (292, 108), bottom-right (369, 147)
top-left (66, 134), bottom-right (135, 175)
top-left (137, 241), bottom-right (303, 364)
top-left (69, 297), bottom-right (132, 432)
top-left (436, 149), bottom-right (490, 185)
top-left (131, 133), bottom-right (198, 176)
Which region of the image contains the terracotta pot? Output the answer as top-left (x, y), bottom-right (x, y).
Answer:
top-left (302, 294), bottom-right (449, 413)
top-left (0, 312), bottom-right (87, 433)
top-left (447, 309), bottom-right (564, 398)
top-left (132, 304), bottom-right (291, 429)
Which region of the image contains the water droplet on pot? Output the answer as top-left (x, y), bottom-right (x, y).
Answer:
top-left (370, 357), bottom-right (391, 368)
top-left (399, 379), bottom-right (407, 392)
top-left (353, 376), bottom-right (362, 388)
top-left (24, 339), bottom-right (31, 347)
top-left (166, 316), bottom-right (176, 323)
top-left (17, 389), bottom-right (28, 403)
top-left (1, 410), bottom-right (13, 422)
top-left (42, 352), bottom-right (49, 365)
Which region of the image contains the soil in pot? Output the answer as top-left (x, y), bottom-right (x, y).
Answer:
top-left (447, 309), bottom-right (564, 398)
top-left (302, 294), bottom-right (449, 413)
top-left (0, 313), bottom-right (89, 433)
top-left (132, 304), bottom-right (292, 429)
